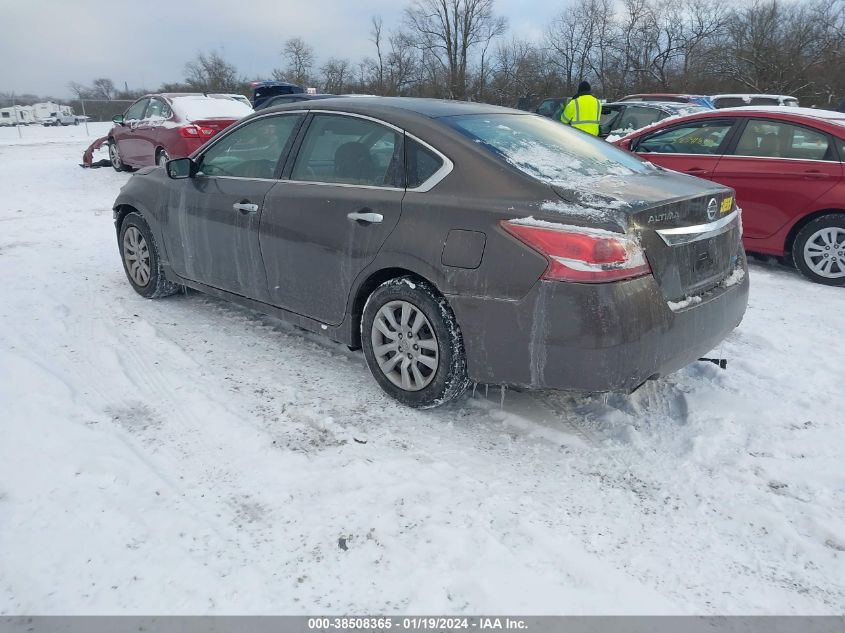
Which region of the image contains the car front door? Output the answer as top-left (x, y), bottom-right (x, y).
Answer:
top-left (633, 118), bottom-right (738, 179)
top-left (713, 118), bottom-right (843, 241)
top-left (165, 113), bottom-right (305, 300)
top-left (134, 97), bottom-right (171, 166)
top-left (114, 98), bottom-right (149, 166)
top-left (259, 112), bottom-right (405, 326)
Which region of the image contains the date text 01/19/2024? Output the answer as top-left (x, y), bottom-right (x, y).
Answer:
top-left (307, 617), bottom-right (529, 630)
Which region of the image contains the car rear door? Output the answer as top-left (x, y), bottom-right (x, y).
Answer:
top-left (164, 113), bottom-right (305, 300)
top-left (633, 118), bottom-right (739, 179)
top-left (259, 112), bottom-right (405, 326)
top-left (712, 117), bottom-right (843, 241)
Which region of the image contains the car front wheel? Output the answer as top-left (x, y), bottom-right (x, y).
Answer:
top-left (793, 213), bottom-right (845, 286)
top-left (109, 140), bottom-right (126, 172)
top-left (119, 212), bottom-right (181, 299)
top-left (156, 149), bottom-right (169, 167)
top-left (362, 277), bottom-right (469, 408)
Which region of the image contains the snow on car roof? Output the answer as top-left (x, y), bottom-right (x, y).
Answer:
top-left (169, 95), bottom-right (253, 122)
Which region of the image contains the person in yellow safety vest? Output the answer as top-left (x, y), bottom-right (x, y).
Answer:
top-left (561, 81), bottom-right (602, 136)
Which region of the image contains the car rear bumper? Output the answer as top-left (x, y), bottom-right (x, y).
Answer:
top-left (448, 254), bottom-right (749, 392)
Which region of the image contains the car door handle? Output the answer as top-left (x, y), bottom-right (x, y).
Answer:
top-left (347, 211), bottom-right (383, 224)
top-left (233, 202), bottom-right (259, 214)
top-left (685, 168), bottom-right (708, 175)
top-left (803, 170), bottom-right (827, 179)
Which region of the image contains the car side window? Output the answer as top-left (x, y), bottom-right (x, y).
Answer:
top-left (637, 121), bottom-right (734, 155)
top-left (145, 99), bottom-right (170, 120)
top-left (291, 114), bottom-right (403, 187)
top-left (615, 106), bottom-right (663, 134)
top-left (125, 99), bottom-right (148, 121)
top-left (405, 138), bottom-right (443, 189)
top-left (733, 119), bottom-right (833, 161)
top-left (197, 114), bottom-right (303, 179)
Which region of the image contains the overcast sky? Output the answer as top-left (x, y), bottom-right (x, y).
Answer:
top-left (0, 0), bottom-right (554, 98)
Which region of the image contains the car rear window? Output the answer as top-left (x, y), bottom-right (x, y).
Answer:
top-left (447, 113), bottom-right (652, 185)
top-left (170, 96), bottom-right (253, 122)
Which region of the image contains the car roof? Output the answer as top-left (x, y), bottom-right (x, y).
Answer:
top-left (713, 93), bottom-right (797, 100)
top-left (622, 93), bottom-right (706, 99)
top-left (259, 96), bottom-right (525, 119)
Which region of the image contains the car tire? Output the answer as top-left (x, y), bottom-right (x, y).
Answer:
top-left (156, 149), bottom-right (169, 167)
top-left (118, 212), bottom-right (181, 299)
top-left (361, 277), bottom-right (469, 408)
top-left (792, 213), bottom-right (845, 286)
top-left (109, 139), bottom-right (126, 172)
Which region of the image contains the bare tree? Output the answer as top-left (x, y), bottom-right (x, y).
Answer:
top-left (404, 0), bottom-right (507, 99)
top-left (321, 58), bottom-right (352, 94)
top-left (281, 37), bottom-right (315, 86)
top-left (91, 78), bottom-right (116, 100)
top-left (371, 16), bottom-right (386, 94)
top-left (184, 51), bottom-right (242, 92)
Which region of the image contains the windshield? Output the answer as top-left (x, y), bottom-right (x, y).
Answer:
top-left (446, 113), bottom-right (652, 187)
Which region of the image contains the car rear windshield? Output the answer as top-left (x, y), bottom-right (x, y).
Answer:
top-left (446, 113), bottom-right (653, 185)
top-left (170, 96), bottom-right (254, 122)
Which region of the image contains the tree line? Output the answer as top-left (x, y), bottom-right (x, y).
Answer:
top-left (5, 0), bottom-right (845, 111)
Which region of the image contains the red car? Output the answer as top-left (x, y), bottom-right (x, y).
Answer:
top-left (615, 107), bottom-right (845, 285)
top-left (108, 93), bottom-right (253, 171)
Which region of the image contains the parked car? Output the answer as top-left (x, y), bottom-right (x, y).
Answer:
top-left (712, 94), bottom-right (799, 109)
top-left (32, 101), bottom-right (77, 125)
top-left (614, 106), bottom-right (845, 285)
top-left (112, 97), bottom-right (748, 408)
top-left (254, 93), bottom-right (341, 111)
top-left (619, 93), bottom-right (715, 108)
top-left (107, 93), bottom-right (253, 171)
top-left (600, 102), bottom-right (709, 138)
top-left (249, 80), bottom-right (304, 108)
top-left (535, 97), bottom-right (569, 119)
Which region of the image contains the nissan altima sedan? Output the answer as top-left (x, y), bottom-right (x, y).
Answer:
top-left (112, 97), bottom-right (749, 408)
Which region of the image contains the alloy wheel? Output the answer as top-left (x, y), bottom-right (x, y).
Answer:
top-left (122, 226), bottom-right (151, 287)
top-left (109, 142), bottom-right (121, 169)
top-left (371, 300), bottom-right (439, 391)
top-left (803, 227), bottom-right (845, 280)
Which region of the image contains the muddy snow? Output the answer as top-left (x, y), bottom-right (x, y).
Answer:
top-left (1, 123), bottom-right (843, 614)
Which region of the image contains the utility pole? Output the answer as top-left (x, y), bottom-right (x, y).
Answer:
top-left (11, 92), bottom-right (21, 139)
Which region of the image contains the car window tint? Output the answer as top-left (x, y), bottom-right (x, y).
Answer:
top-left (537, 100), bottom-right (557, 116)
top-left (198, 114), bottom-right (302, 179)
top-left (638, 121), bottom-right (733, 154)
top-left (291, 114), bottom-right (403, 187)
top-left (406, 138), bottom-right (443, 188)
top-left (734, 120), bottom-right (832, 160)
top-left (125, 99), bottom-right (148, 121)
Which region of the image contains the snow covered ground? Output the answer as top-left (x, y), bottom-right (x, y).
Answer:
top-left (1, 123), bottom-right (843, 615)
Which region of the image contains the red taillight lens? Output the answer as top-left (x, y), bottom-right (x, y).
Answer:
top-left (501, 219), bottom-right (652, 283)
top-left (178, 125), bottom-right (217, 138)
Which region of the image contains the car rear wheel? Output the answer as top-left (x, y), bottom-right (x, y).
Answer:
top-left (109, 140), bottom-right (126, 172)
top-left (119, 212), bottom-right (181, 299)
top-left (793, 213), bottom-right (845, 286)
top-left (362, 277), bottom-right (469, 408)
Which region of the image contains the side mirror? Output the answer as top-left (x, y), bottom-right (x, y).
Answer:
top-left (112, 114), bottom-right (125, 126)
top-left (166, 157), bottom-right (194, 179)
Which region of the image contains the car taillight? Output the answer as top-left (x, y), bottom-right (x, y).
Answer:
top-left (501, 219), bottom-right (651, 283)
top-left (178, 125), bottom-right (217, 138)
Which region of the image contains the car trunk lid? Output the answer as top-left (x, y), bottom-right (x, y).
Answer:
top-left (549, 170), bottom-right (742, 302)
